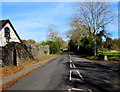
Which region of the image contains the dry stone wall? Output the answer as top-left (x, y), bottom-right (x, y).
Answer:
top-left (1, 42), bottom-right (49, 67)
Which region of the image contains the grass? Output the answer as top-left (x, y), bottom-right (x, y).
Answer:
top-left (0, 54), bottom-right (58, 78)
top-left (97, 51), bottom-right (120, 61)
top-left (97, 51), bottom-right (120, 55)
top-left (0, 58), bottom-right (52, 91)
top-left (86, 56), bottom-right (97, 60)
top-left (0, 54), bottom-right (60, 91)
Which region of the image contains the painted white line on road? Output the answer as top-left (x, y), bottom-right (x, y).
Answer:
top-left (69, 70), bottom-right (72, 81)
top-left (72, 63), bottom-right (76, 68)
top-left (72, 88), bottom-right (86, 91)
top-left (76, 70), bottom-right (84, 81)
top-left (88, 89), bottom-right (93, 92)
top-left (70, 63), bottom-right (73, 68)
top-left (70, 63), bottom-right (76, 69)
top-left (69, 70), bottom-right (84, 81)
top-left (70, 59), bottom-right (72, 63)
top-left (68, 88), bottom-right (92, 92)
top-left (69, 60), bottom-right (84, 81)
top-left (72, 88), bottom-right (92, 92)
top-left (68, 89), bottom-right (71, 92)
top-left (69, 55), bottom-right (71, 59)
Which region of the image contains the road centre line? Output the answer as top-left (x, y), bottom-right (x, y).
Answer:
top-left (69, 55), bottom-right (71, 59)
top-left (70, 63), bottom-right (73, 68)
top-left (72, 63), bottom-right (76, 68)
top-left (69, 70), bottom-right (84, 81)
top-left (69, 70), bottom-right (72, 80)
top-left (72, 88), bottom-right (92, 92)
top-left (70, 59), bottom-right (72, 63)
top-left (70, 63), bottom-right (76, 69)
top-left (69, 59), bottom-right (84, 81)
top-left (72, 88), bottom-right (87, 91)
top-left (76, 70), bottom-right (84, 81)
top-left (68, 54), bottom-right (92, 92)
top-left (68, 89), bottom-right (71, 92)
top-left (68, 88), bottom-right (92, 92)
top-left (88, 89), bottom-right (93, 92)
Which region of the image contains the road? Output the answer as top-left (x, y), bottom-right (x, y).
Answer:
top-left (4, 51), bottom-right (119, 92)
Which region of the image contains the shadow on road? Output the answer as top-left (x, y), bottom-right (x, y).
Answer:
top-left (64, 60), bottom-right (119, 92)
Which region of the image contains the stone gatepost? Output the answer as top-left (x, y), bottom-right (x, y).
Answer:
top-left (104, 55), bottom-right (108, 61)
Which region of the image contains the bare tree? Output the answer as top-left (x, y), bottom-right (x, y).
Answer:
top-left (74, 2), bottom-right (113, 36)
top-left (47, 24), bottom-right (59, 41)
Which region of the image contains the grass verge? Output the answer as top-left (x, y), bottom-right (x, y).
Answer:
top-left (0, 54), bottom-right (59, 91)
top-left (1, 54), bottom-right (58, 78)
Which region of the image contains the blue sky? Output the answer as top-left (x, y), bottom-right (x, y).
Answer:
top-left (1, 2), bottom-right (119, 42)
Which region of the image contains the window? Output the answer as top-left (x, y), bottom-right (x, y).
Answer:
top-left (4, 27), bottom-right (10, 38)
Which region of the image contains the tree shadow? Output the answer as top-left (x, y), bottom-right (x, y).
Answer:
top-left (63, 61), bottom-right (119, 92)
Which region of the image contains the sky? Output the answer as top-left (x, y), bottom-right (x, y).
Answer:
top-left (1, 1), bottom-right (119, 42)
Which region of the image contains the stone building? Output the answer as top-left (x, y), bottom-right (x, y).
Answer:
top-left (0, 19), bottom-right (49, 67)
top-left (0, 19), bottom-right (22, 47)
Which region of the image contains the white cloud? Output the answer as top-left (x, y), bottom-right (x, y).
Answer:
top-left (13, 19), bottom-right (47, 32)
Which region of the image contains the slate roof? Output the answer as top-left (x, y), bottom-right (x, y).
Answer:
top-left (0, 19), bottom-right (9, 30)
top-left (0, 19), bottom-right (22, 43)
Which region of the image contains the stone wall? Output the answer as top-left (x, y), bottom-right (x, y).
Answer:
top-left (0, 47), bottom-right (2, 66)
top-left (1, 42), bottom-right (49, 67)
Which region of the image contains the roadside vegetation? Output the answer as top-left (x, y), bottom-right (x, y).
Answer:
top-left (66, 2), bottom-right (119, 61)
top-left (22, 24), bottom-right (68, 54)
top-left (2, 23), bottom-right (68, 78)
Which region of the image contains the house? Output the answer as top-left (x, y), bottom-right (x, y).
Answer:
top-left (0, 19), bottom-right (22, 47)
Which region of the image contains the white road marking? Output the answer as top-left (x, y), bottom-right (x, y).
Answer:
top-left (70, 63), bottom-right (76, 69)
top-left (76, 70), bottom-right (84, 81)
top-left (68, 89), bottom-right (71, 92)
top-left (69, 70), bottom-right (72, 81)
top-left (70, 63), bottom-right (84, 81)
top-left (68, 88), bottom-right (92, 92)
top-left (68, 54), bottom-right (92, 92)
top-left (72, 63), bottom-right (76, 68)
top-left (70, 63), bottom-right (73, 68)
top-left (88, 89), bottom-right (93, 92)
top-left (69, 55), bottom-right (84, 81)
top-left (71, 88), bottom-right (92, 92)
top-left (70, 59), bottom-right (72, 63)
top-left (69, 55), bottom-right (71, 60)
top-left (69, 70), bottom-right (84, 81)
top-left (72, 88), bottom-right (86, 91)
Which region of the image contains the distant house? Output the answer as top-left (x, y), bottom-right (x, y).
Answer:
top-left (0, 19), bottom-right (22, 47)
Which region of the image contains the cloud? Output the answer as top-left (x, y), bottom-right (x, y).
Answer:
top-left (13, 19), bottom-right (47, 32)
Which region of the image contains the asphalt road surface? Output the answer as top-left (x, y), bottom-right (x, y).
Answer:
top-left (4, 51), bottom-right (119, 92)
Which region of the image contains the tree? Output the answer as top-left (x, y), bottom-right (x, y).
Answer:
top-left (75, 2), bottom-right (113, 36)
top-left (55, 37), bottom-right (68, 51)
top-left (68, 2), bottom-right (114, 56)
top-left (47, 24), bottom-right (59, 41)
top-left (103, 38), bottom-right (120, 51)
top-left (46, 24), bottom-right (68, 53)
top-left (22, 39), bottom-right (36, 45)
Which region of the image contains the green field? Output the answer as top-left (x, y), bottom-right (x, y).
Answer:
top-left (97, 51), bottom-right (120, 55)
top-left (97, 51), bottom-right (120, 61)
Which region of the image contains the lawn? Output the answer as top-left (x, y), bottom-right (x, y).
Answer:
top-left (97, 51), bottom-right (120, 61)
top-left (97, 51), bottom-right (120, 55)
